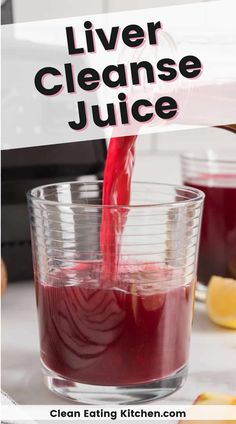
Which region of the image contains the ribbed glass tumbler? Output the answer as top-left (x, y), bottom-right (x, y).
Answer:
top-left (27, 181), bottom-right (204, 404)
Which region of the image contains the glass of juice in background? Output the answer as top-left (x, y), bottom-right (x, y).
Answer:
top-left (27, 181), bottom-right (204, 404)
top-left (181, 151), bottom-right (236, 299)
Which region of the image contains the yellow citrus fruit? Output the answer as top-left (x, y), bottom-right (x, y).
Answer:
top-left (1, 258), bottom-right (7, 296)
top-left (206, 276), bottom-right (236, 329)
top-left (194, 392), bottom-right (236, 405)
top-left (179, 393), bottom-right (236, 424)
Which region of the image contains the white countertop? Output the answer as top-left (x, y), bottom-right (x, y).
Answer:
top-left (1, 281), bottom-right (236, 405)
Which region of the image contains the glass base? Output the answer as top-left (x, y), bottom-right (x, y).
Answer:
top-left (195, 281), bottom-right (207, 302)
top-left (42, 362), bottom-right (188, 404)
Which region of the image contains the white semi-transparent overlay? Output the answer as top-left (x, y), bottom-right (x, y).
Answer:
top-left (2, 0), bottom-right (236, 149)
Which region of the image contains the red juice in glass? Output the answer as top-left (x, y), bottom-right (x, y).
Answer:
top-left (36, 263), bottom-right (194, 386)
top-left (28, 135), bottom-right (204, 403)
top-left (184, 176), bottom-right (236, 284)
top-left (29, 181), bottom-right (203, 403)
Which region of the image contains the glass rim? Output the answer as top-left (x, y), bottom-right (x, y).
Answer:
top-left (181, 149), bottom-right (236, 165)
top-left (27, 180), bottom-right (204, 209)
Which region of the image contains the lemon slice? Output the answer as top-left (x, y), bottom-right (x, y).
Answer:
top-left (194, 392), bottom-right (236, 405)
top-left (179, 393), bottom-right (236, 424)
top-left (206, 276), bottom-right (236, 329)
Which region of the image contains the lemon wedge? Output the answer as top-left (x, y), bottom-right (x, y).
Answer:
top-left (206, 276), bottom-right (236, 329)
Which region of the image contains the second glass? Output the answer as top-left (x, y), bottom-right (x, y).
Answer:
top-left (27, 181), bottom-right (204, 404)
top-left (181, 151), bottom-right (236, 288)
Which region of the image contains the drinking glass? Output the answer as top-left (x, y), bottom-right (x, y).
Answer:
top-left (181, 151), bottom-right (236, 298)
top-left (27, 181), bottom-right (204, 404)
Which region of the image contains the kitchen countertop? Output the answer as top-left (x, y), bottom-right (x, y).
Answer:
top-left (1, 281), bottom-right (236, 405)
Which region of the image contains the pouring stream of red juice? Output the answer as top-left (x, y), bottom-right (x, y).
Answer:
top-left (100, 135), bottom-right (137, 283)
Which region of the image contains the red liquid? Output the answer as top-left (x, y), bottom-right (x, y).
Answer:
top-left (185, 176), bottom-right (236, 283)
top-left (38, 264), bottom-right (193, 385)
